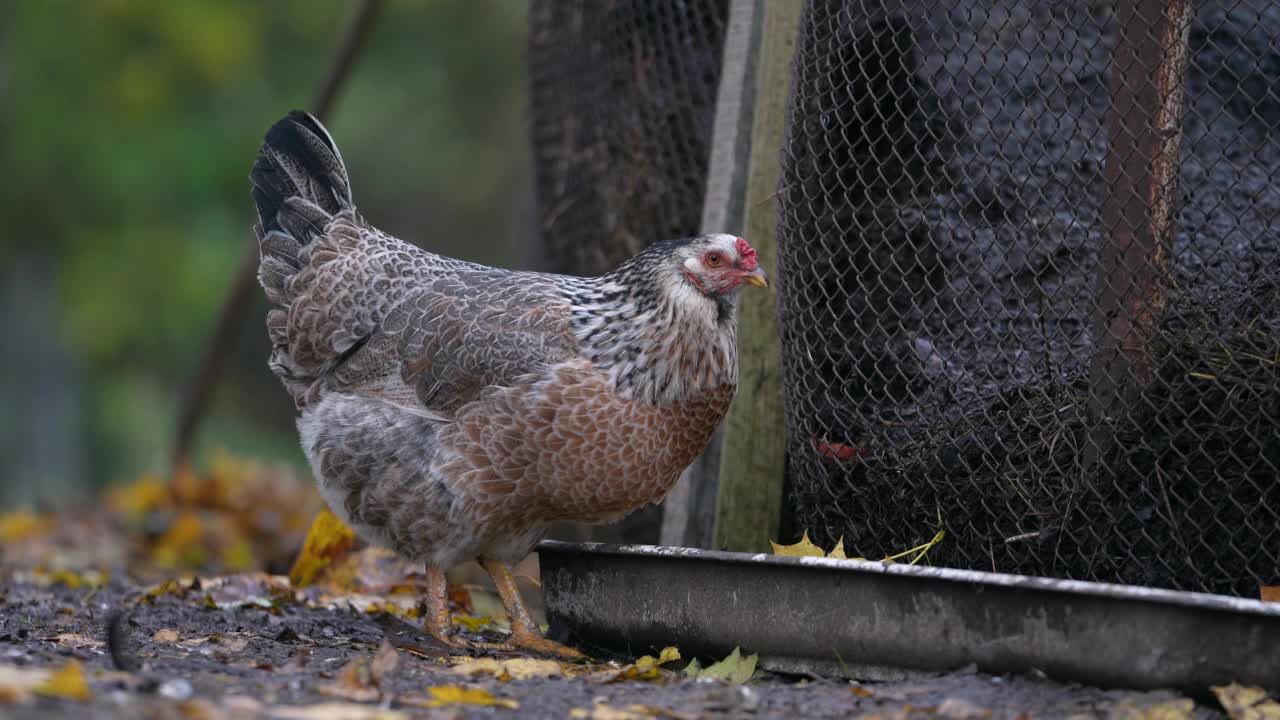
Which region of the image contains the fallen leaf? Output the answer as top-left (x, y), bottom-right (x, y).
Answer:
top-left (174, 699), bottom-right (222, 720)
top-left (571, 703), bottom-right (684, 719)
top-left (35, 661), bottom-right (91, 702)
top-left (369, 641), bottom-right (400, 687)
top-left (317, 643), bottom-right (398, 703)
top-left (466, 587), bottom-right (512, 631)
top-left (319, 658), bottom-right (379, 703)
top-left (604, 646), bottom-right (681, 682)
top-left (0, 666), bottom-right (52, 704)
top-left (453, 614), bottom-right (495, 632)
top-left (684, 647), bottom-right (757, 685)
top-left (851, 686), bottom-right (875, 698)
top-left (105, 475), bottom-right (169, 518)
top-left (1261, 586), bottom-right (1280, 603)
top-left (937, 696), bottom-right (992, 718)
top-left (770, 531), bottom-right (827, 558)
top-left (405, 686), bottom-right (518, 709)
top-left (290, 511), bottom-right (356, 588)
top-left (813, 438), bottom-right (869, 462)
top-left (1213, 683), bottom-right (1280, 720)
top-left (0, 512), bottom-right (47, 543)
top-left (452, 657), bottom-right (562, 681)
top-left (153, 629), bottom-right (181, 643)
top-left (203, 572), bottom-right (292, 609)
top-left (269, 703), bottom-right (407, 720)
top-left (51, 633), bottom-right (102, 650)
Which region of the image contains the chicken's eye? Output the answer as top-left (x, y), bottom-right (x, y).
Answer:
top-left (705, 252), bottom-right (723, 267)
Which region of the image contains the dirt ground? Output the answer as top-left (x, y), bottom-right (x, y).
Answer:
top-left (0, 570), bottom-right (1224, 720)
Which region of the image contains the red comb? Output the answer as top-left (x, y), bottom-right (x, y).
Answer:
top-left (735, 237), bottom-right (758, 270)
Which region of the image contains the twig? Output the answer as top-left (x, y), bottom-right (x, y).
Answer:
top-left (1003, 531), bottom-right (1041, 544)
top-left (170, 0), bottom-right (385, 473)
top-left (104, 608), bottom-right (138, 672)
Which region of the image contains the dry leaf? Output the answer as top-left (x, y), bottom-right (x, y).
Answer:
top-left (290, 511), bottom-right (356, 588)
top-left (319, 659), bottom-right (378, 703)
top-left (937, 697), bottom-right (992, 718)
top-left (370, 641), bottom-right (400, 687)
top-left (684, 647), bottom-right (757, 684)
top-left (770, 531), bottom-right (828, 558)
top-left (605, 646), bottom-right (681, 682)
top-left (570, 703), bottom-right (683, 719)
top-left (1261, 586), bottom-right (1280, 603)
top-left (153, 628), bottom-right (181, 643)
top-left (452, 657), bottom-right (562, 681)
top-left (0, 665), bottom-right (52, 704)
top-left (35, 661), bottom-right (91, 702)
top-left (1213, 683), bottom-right (1280, 720)
top-left (105, 475), bottom-right (169, 517)
top-left (407, 686), bottom-right (518, 709)
top-left (467, 587), bottom-right (512, 631)
top-left (0, 512), bottom-right (47, 543)
top-left (453, 614), bottom-right (495, 632)
top-left (51, 633), bottom-right (102, 650)
top-left (318, 643), bottom-right (398, 703)
top-left (269, 703), bottom-right (407, 720)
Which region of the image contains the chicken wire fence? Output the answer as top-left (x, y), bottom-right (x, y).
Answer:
top-left (526, 0), bottom-right (729, 543)
top-left (527, 0), bottom-right (729, 277)
top-left (776, 0), bottom-right (1280, 597)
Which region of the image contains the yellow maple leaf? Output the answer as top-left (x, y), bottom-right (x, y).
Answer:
top-left (414, 686), bottom-right (518, 709)
top-left (452, 614), bottom-right (495, 632)
top-left (35, 661), bottom-right (91, 702)
top-left (290, 510), bottom-right (356, 588)
top-left (771, 531), bottom-right (845, 558)
top-left (1213, 683), bottom-right (1280, 720)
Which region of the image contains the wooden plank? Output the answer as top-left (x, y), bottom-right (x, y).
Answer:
top-left (712, 0), bottom-right (803, 553)
top-left (660, 0), bottom-right (766, 549)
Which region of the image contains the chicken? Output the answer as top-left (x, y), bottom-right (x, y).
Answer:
top-left (249, 111), bottom-right (768, 658)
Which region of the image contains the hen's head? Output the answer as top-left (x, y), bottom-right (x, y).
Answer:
top-left (628, 233), bottom-right (767, 304)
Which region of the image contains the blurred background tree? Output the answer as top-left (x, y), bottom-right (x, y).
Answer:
top-left (0, 0), bottom-right (531, 506)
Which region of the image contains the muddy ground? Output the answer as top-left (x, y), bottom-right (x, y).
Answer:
top-left (0, 571), bottom-right (1224, 720)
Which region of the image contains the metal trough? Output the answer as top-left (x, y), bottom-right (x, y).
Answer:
top-left (539, 541), bottom-right (1280, 691)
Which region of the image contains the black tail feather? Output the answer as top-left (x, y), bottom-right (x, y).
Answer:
top-left (250, 110), bottom-right (353, 244)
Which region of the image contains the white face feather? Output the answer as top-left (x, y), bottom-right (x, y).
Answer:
top-left (569, 233), bottom-right (746, 404)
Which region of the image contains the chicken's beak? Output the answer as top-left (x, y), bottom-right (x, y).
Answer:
top-left (743, 267), bottom-right (770, 289)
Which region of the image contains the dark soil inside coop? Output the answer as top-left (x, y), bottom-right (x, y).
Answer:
top-left (779, 0), bottom-right (1280, 597)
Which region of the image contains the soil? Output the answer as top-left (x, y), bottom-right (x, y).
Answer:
top-left (0, 572), bottom-right (1221, 719)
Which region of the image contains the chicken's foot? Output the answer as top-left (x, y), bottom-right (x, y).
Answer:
top-left (423, 561), bottom-right (584, 660)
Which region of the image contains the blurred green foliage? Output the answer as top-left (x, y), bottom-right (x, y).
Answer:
top-left (0, 0), bottom-right (531, 502)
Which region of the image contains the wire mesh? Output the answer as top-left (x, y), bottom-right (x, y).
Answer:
top-left (776, 0), bottom-right (1280, 596)
top-left (527, 0), bottom-right (730, 276)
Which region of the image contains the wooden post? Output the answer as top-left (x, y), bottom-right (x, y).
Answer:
top-left (712, 0), bottom-right (802, 553)
top-left (1089, 0), bottom-right (1192, 427)
top-left (660, 0), bottom-right (766, 549)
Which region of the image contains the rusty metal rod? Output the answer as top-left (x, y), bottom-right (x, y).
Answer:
top-left (1089, 0), bottom-right (1193, 426)
top-left (171, 0), bottom-right (385, 473)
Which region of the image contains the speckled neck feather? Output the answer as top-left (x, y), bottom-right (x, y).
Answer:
top-left (562, 240), bottom-right (739, 405)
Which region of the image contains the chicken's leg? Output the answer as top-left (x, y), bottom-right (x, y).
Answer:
top-left (424, 564), bottom-right (468, 651)
top-left (479, 557), bottom-right (584, 660)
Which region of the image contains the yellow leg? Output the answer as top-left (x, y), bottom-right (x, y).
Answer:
top-left (479, 557), bottom-right (585, 660)
top-left (424, 565), bottom-right (466, 651)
